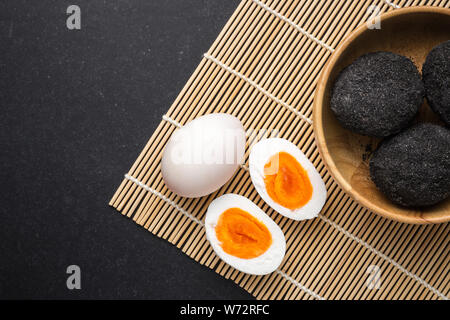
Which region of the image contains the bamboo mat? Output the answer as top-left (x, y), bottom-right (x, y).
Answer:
top-left (109, 0), bottom-right (450, 300)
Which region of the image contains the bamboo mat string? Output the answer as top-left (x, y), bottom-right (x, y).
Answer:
top-left (276, 270), bottom-right (325, 300)
top-left (123, 172), bottom-right (324, 300)
top-left (252, 0), bottom-right (335, 52)
top-left (385, 0), bottom-right (402, 8)
top-left (203, 53), bottom-right (314, 125)
top-left (130, 113), bottom-right (449, 300)
top-left (124, 174), bottom-right (204, 227)
top-left (240, 164), bottom-right (249, 170)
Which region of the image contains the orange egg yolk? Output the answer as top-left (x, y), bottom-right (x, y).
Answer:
top-left (264, 152), bottom-right (313, 209)
top-left (215, 208), bottom-right (272, 259)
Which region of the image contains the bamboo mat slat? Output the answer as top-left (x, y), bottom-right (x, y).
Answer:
top-left (109, 0), bottom-right (450, 300)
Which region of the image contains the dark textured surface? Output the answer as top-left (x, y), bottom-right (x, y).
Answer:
top-left (0, 0), bottom-right (252, 299)
top-left (370, 123), bottom-right (450, 207)
top-left (423, 40), bottom-right (450, 126)
top-left (331, 52), bottom-right (424, 137)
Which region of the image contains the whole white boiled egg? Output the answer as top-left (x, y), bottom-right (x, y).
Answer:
top-left (205, 193), bottom-right (286, 275)
top-left (249, 138), bottom-right (327, 221)
top-left (161, 114), bottom-right (246, 198)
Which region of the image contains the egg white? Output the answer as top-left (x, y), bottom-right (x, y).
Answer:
top-left (205, 193), bottom-right (286, 275)
top-left (249, 138), bottom-right (327, 221)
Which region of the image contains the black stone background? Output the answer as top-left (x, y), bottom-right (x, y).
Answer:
top-left (0, 0), bottom-right (253, 299)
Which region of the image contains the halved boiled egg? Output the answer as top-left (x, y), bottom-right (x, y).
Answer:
top-left (205, 194), bottom-right (286, 275)
top-left (249, 138), bottom-right (327, 221)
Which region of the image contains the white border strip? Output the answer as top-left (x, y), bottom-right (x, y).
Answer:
top-left (252, 0), bottom-right (335, 52)
top-left (123, 173), bottom-right (323, 300)
top-left (203, 53), bottom-right (313, 125)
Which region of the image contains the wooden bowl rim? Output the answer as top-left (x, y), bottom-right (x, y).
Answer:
top-left (313, 6), bottom-right (450, 224)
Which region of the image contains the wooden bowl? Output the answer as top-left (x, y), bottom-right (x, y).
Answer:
top-left (314, 7), bottom-right (450, 224)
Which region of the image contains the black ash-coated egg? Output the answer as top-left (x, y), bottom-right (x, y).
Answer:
top-left (422, 40), bottom-right (450, 126)
top-left (370, 123), bottom-right (450, 207)
top-left (331, 52), bottom-right (424, 137)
